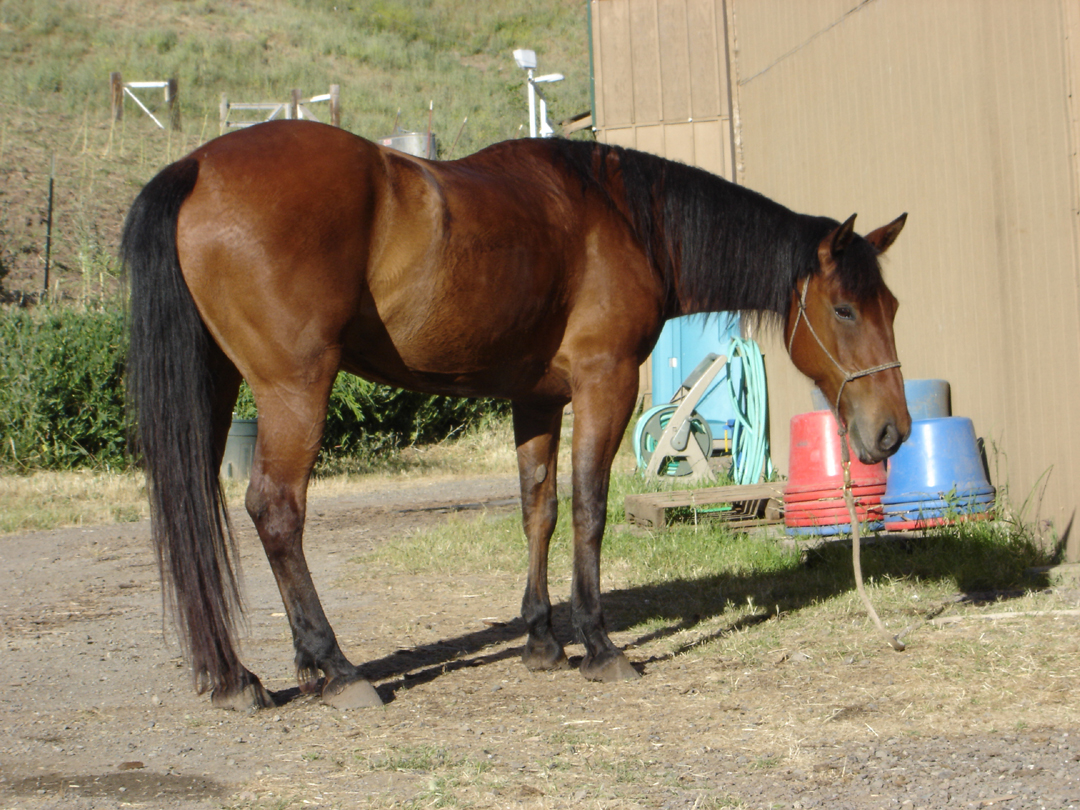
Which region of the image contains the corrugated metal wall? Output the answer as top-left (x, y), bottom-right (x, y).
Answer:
top-left (590, 0), bottom-right (1080, 555)
top-left (591, 0), bottom-right (735, 177)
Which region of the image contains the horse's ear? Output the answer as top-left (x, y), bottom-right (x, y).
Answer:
top-left (831, 214), bottom-right (858, 255)
top-left (864, 213), bottom-right (907, 254)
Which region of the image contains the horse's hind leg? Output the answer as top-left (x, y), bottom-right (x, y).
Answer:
top-left (513, 401), bottom-right (570, 672)
top-left (245, 363), bottom-right (382, 710)
top-left (205, 348), bottom-right (277, 711)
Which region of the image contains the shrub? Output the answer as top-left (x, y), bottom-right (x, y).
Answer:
top-left (0, 304), bottom-right (507, 471)
top-left (234, 374), bottom-right (506, 461)
top-left (0, 303), bottom-right (128, 470)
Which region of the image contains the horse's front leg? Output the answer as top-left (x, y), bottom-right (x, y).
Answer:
top-left (512, 401), bottom-right (570, 671)
top-left (244, 373), bottom-right (382, 711)
top-left (570, 364), bottom-right (642, 682)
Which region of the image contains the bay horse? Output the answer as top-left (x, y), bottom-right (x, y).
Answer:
top-left (123, 119), bottom-right (910, 711)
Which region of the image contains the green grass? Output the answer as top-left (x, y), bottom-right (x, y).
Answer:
top-left (353, 744), bottom-right (496, 809)
top-left (0, 0), bottom-right (591, 154)
top-left (371, 463), bottom-right (1055, 666)
top-left (0, 0), bottom-right (593, 304)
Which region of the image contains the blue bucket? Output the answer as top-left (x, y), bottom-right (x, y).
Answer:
top-left (883, 492), bottom-right (996, 523)
top-left (883, 490), bottom-right (996, 512)
top-left (785, 520), bottom-right (885, 537)
top-left (885, 417), bottom-right (990, 502)
top-left (904, 379), bottom-right (951, 421)
top-left (812, 378), bottom-right (950, 420)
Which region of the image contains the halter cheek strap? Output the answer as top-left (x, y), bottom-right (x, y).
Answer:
top-left (787, 276), bottom-right (902, 420)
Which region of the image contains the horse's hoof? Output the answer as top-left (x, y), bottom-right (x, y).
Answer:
top-left (522, 637), bottom-right (570, 671)
top-left (580, 650), bottom-right (641, 682)
top-left (211, 679), bottom-right (276, 712)
top-left (322, 676), bottom-right (383, 710)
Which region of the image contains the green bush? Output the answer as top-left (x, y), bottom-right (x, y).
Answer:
top-left (234, 374), bottom-right (506, 461)
top-left (0, 304), bottom-right (506, 472)
top-left (0, 303), bottom-right (128, 470)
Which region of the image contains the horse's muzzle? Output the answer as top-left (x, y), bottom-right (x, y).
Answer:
top-left (877, 420), bottom-right (903, 456)
top-left (849, 414), bottom-right (910, 465)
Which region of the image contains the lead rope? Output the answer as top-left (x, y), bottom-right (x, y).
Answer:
top-left (839, 426), bottom-right (906, 652)
top-left (789, 277), bottom-right (905, 652)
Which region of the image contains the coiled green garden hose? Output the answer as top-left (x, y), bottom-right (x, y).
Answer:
top-left (724, 336), bottom-right (775, 485)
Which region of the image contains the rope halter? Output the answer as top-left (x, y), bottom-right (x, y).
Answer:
top-left (788, 276), bottom-right (907, 653)
top-left (787, 276), bottom-right (902, 423)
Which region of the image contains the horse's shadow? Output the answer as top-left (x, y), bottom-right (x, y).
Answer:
top-left (272, 529), bottom-right (1045, 706)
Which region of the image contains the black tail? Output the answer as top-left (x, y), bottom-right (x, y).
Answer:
top-left (123, 159), bottom-right (244, 695)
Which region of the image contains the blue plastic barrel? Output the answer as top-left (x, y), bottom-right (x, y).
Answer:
top-left (884, 417), bottom-right (990, 502)
top-left (904, 379), bottom-right (951, 421)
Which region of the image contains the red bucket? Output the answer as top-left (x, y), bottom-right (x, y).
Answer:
top-left (786, 411), bottom-right (886, 494)
top-left (783, 483), bottom-right (886, 504)
top-left (784, 497), bottom-right (883, 527)
top-left (884, 511), bottom-right (993, 531)
top-left (787, 513), bottom-right (884, 528)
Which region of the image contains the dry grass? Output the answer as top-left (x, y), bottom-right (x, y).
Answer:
top-left (0, 468), bottom-right (255, 535)
top-left (220, 506), bottom-right (1079, 810)
top-left (0, 414), bottom-right (526, 536)
top-left (307, 413), bottom-right (525, 498)
top-left (0, 469), bottom-right (148, 534)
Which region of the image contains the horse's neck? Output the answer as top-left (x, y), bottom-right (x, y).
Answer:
top-left (669, 198), bottom-right (838, 323)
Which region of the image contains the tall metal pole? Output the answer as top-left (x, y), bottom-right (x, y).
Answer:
top-left (527, 68), bottom-right (537, 138)
top-left (43, 154), bottom-right (54, 298)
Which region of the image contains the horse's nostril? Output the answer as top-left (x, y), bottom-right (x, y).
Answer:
top-left (879, 422), bottom-right (899, 453)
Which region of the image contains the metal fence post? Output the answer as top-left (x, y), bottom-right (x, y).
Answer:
top-left (330, 84), bottom-right (341, 127)
top-left (110, 72), bottom-right (123, 121)
top-left (166, 78), bottom-right (181, 131)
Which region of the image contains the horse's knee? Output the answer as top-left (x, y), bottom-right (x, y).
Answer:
top-left (246, 477), bottom-right (304, 538)
top-left (244, 480), bottom-right (269, 524)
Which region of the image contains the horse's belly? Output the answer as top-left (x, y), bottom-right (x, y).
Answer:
top-left (340, 317), bottom-right (564, 401)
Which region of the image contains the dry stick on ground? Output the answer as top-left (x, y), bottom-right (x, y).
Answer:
top-left (931, 610), bottom-right (1080, 626)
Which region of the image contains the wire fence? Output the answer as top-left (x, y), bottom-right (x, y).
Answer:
top-left (0, 97), bottom-right (216, 303)
top-left (1, 79), bottom-right (343, 303)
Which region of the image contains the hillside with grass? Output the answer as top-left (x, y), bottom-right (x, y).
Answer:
top-left (0, 0), bottom-right (592, 302)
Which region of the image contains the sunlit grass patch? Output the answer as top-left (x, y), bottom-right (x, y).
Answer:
top-left (362, 465), bottom-right (1056, 672)
top-left (0, 413), bottom-right (519, 536)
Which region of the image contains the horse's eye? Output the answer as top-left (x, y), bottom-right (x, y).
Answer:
top-left (834, 305), bottom-right (856, 321)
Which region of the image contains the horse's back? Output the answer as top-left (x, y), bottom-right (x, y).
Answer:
top-left (170, 122), bottom-right (660, 401)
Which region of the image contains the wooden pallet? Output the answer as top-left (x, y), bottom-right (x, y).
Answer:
top-left (624, 482), bottom-right (786, 529)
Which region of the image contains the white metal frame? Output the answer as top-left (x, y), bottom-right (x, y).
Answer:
top-left (123, 81), bottom-right (172, 130)
top-left (513, 49), bottom-right (564, 138)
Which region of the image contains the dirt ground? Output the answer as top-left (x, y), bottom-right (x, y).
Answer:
top-left (1, 474), bottom-right (1078, 810)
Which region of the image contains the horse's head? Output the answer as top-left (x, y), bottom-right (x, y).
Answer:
top-left (785, 213), bottom-right (911, 464)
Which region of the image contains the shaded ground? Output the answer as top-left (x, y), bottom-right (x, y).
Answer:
top-left (1, 474), bottom-right (1078, 809)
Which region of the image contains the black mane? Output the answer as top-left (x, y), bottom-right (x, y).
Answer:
top-left (551, 139), bottom-right (882, 324)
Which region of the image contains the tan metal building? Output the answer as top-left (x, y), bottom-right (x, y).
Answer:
top-left (590, 0), bottom-right (1080, 559)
